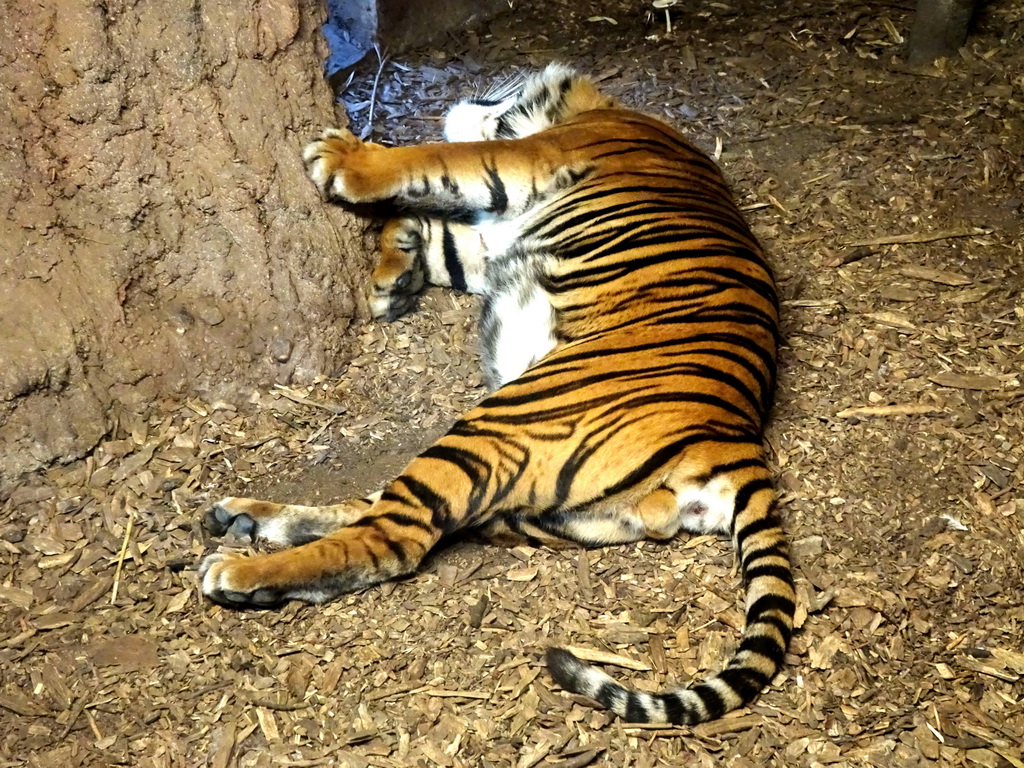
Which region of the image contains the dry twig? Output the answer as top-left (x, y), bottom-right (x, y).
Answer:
top-left (110, 500), bottom-right (135, 604)
top-left (835, 404), bottom-right (942, 418)
top-left (845, 227), bottom-right (989, 247)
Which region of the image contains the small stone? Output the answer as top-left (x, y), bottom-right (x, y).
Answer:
top-left (194, 302), bottom-right (225, 326)
top-left (0, 528), bottom-right (26, 543)
top-left (160, 475), bottom-right (185, 492)
top-left (270, 337), bottom-right (292, 363)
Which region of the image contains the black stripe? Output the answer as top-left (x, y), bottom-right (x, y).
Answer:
top-left (421, 444), bottom-right (487, 484)
top-left (701, 265), bottom-right (780, 308)
top-left (380, 535), bottom-right (409, 565)
top-left (546, 196), bottom-right (755, 252)
top-left (483, 162), bottom-right (508, 213)
top-left (441, 223), bottom-right (467, 291)
top-left (747, 593), bottom-right (796, 627)
top-left (489, 357), bottom-right (761, 414)
top-left (650, 304), bottom-right (778, 334)
top-left (378, 511), bottom-right (434, 532)
top-left (694, 684), bottom-right (727, 720)
top-left (516, 331), bottom-right (774, 385)
top-left (400, 477), bottom-right (454, 532)
top-left (494, 112), bottom-right (513, 138)
top-left (485, 389), bottom-right (757, 428)
top-left (741, 542), bottom-right (789, 569)
top-left (660, 693), bottom-right (688, 724)
top-left (743, 563), bottom-right (794, 586)
top-left (747, 612), bottom-right (793, 641)
top-left (552, 431), bottom-right (616, 507)
top-left (548, 236), bottom-right (757, 290)
top-left (604, 362), bottom-right (766, 419)
top-left (696, 457), bottom-right (765, 483)
top-left (738, 633), bottom-right (787, 662)
top-left (717, 666), bottom-right (768, 701)
top-left (598, 433), bottom-right (708, 499)
top-left (365, 546), bottom-right (380, 569)
top-left (735, 510), bottom-right (781, 549)
top-left (733, 479), bottom-right (770, 520)
top-left (439, 172), bottom-right (460, 194)
top-left (420, 443), bottom-right (499, 518)
top-left (734, 478), bottom-right (777, 517)
top-left (625, 695), bottom-right (649, 723)
top-left (596, 680), bottom-right (624, 709)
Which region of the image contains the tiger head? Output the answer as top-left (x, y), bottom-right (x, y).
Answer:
top-left (444, 63), bottom-right (617, 143)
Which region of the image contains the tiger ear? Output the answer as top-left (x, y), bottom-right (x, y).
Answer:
top-left (564, 81), bottom-right (618, 116)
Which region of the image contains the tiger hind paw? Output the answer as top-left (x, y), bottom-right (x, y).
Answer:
top-left (203, 497), bottom-right (257, 541)
top-left (198, 553), bottom-right (289, 608)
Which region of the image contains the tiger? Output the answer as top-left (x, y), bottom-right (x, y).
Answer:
top-left (199, 63), bottom-right (795, 726)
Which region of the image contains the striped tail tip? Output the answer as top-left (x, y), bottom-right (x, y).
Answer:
top-left (545, 645), bottom-right (782, 725)
top-left (545, 647), bottom-right (638, 718)
top-left (545, 646), bottom-right (693, 724)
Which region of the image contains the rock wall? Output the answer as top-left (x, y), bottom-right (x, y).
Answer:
top-left (0, 0), bottom-right (371, 484)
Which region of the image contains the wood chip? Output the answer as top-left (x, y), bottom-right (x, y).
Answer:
top-left (899, 265), bottom-right (973, 285)
top-left (416, 688), bottom-right (491, 699)
top-left (961, 656), bottom-right (1020, 683)
top-left (87, 635), bottom-right (160, 669)
top-left (210, 722), bottom-right (236, 768)
top-left (506, 566), bottom-right (539, 582)
top-left (561, 646), bottom-right (651, 672)
top-left (864, 311), bottom-right (917, 331)
top-left (693, 713), bottom-right (763, 738)
top-left (256, 707), bottom-right (280, 741)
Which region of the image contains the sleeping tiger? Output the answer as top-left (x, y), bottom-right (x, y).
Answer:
top-left (199, 63), bottom-right (795, 725)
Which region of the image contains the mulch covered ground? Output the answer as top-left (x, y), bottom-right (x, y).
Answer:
top-left (2, 0), bottom-right (1022, 765)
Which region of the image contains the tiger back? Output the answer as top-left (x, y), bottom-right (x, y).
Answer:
top-left (199, 63), bottom-right (795, 726)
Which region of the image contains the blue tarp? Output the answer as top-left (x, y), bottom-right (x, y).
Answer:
top-left (323, 0), bottom-right (376, 75)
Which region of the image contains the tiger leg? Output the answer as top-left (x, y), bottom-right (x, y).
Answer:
top-left (370, 216), bottom-right (489, 321)
top-left (303, 127), bottom-right (579, 215)
top-left (199, 492), bottom-right (439, 606)
top-left (203, 494), bottom-right (379, 547)
top-left (199, 406), bottom-right (666, 607)
top-left (475, 442), bottom-right (765, 549)
top-left (476, 505), bottom-right (649, 549)
top-left (476, 476), bottom-right (732, 551)
top-left (199, 428), bottom-right (510, 607)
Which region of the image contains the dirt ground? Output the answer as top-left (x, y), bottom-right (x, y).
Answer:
top-left (2, 0), bottom-right (1023, 765)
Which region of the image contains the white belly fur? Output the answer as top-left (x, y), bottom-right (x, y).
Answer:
top-left (487, 281), bottom-right (557, 386)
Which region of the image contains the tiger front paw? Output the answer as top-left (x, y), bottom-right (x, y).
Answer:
top-left (303, 128), bottom-right (375, 203)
